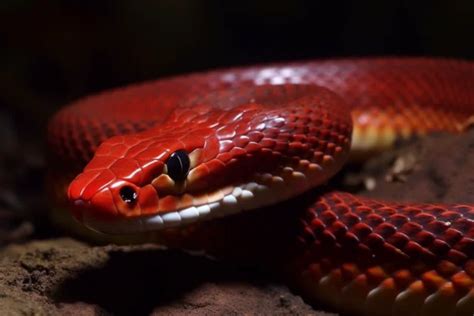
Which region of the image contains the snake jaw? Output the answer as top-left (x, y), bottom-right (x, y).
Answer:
top-left (74, 156), bottom-right (344, 235)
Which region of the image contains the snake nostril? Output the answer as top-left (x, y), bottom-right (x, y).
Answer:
top-left (70, 199), bottom-right (88, 222)
top-left (119, 186), bottom-right (137, 204)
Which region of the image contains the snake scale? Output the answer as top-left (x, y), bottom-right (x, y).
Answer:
top-left (48, 58), bottom-right (474, 315)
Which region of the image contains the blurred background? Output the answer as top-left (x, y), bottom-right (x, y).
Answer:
top-left (0, 0), bottom-right (473, 240)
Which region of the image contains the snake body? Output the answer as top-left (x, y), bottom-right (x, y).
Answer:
top-left (48, 58), bottom-right (474, 315)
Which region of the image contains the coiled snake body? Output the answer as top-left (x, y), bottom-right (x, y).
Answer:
top-left (48, 58), bottom-right (474, 315)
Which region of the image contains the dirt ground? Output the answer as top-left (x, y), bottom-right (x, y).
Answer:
top-left (0, 129), bottom-right (473, 316)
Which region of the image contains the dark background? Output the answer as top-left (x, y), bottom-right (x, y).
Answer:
top-left (1, 0), bottom-right (474, 143)
top-left (0, 0), bottom-right (473, 181)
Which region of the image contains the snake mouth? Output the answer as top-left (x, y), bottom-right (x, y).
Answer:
top-left (79, 179), bottom-right (279, 234)
top-left (78, 163), bottom-right (331, 235)
top-left (74, 141), bottom-right (347, 235)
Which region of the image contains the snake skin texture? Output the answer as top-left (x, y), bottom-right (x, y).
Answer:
top-left (48, 58), bottom-right (474, 315)
top-left (295, 192), bottom-right (474, 315)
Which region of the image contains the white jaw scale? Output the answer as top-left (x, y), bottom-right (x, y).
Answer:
top-left (83, 180), bottom-right (276, 235)
top-left (83, 157), bottom-right (340, 235)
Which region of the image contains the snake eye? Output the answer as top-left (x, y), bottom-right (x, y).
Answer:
top-left (166, 150), bottom-right (190, 182)
top-left (120, 186), bottom-right (137, 204)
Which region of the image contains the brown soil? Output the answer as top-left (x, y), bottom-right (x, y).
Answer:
top-left (0, 130), bottom-right (473, 315)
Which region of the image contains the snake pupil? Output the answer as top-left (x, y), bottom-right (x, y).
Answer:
top-left (119, 186), bottom-right (137, 204)
top-left (166, 150), bottom-right (190, 182)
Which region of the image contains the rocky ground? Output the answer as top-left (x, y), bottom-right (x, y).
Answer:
top-left (0, 126), bottom-right (473, 316)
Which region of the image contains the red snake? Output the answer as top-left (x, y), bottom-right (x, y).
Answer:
top-left (48, 58), bottom-right (474, 315)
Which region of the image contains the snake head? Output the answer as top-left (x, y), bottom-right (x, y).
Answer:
top-left (68, 85), bottom-right (352, 234)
